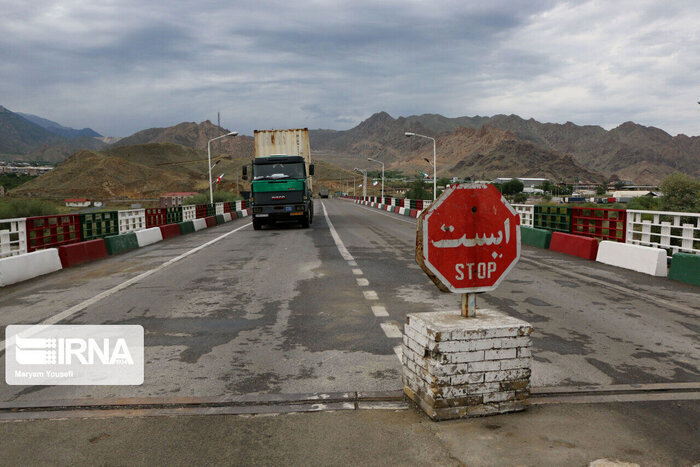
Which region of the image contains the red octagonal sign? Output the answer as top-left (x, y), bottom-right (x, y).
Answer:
top-left (417, 183), bottom-right (521, 293)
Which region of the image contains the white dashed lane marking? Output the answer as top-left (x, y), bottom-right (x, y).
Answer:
top-left (371, 305), bottom-right (389, 317)
top-left (393, 345), bottom-right (403, 362)
top-left (363, 290), bottom-right (379, 300)
top-left (380, 322), bottom-right (403, 339)
top-left (352, 269), bottom-right (363, 275)
top-left (356, 278), bottom-right (369, 287)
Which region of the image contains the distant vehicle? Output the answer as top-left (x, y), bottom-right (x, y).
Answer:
top-left (319, 187), bottom-right (329, 198)
top-left (243, 129), bottom-right (314, 230)
top-left (565, 196), bottom-right (586, 203)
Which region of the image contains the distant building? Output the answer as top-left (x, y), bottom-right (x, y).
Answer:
top-left (492, 177), bottom-right (549, 188)
top-left (65, 198), bottom-right (90, 207)
top-left (611, 190), bottom-right (661, 199)
top-left (160, 192), bottom-right (199, 208)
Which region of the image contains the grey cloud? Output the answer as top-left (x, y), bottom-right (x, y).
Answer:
top-left (0, 0), bottom-right (697, 137)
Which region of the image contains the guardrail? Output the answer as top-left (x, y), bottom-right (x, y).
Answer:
top-left (118, 209), bottom-right (146, 234)
top-left (0, 218), bottom-right (27, 258)
top-left (182, 205), bottom-right (196, 221)
top-left (572, 207), bottom-right (626, 242)
top-left (26, 214), bottom-right (82, 252)
top-left (626, 210), bottom-right (700, 254)
top-left (512, 204), bottom-right (534, 228)
top-left (0, 199), bottom-right (249, 261)
top-left (347, 196), bottom-right (700, 257)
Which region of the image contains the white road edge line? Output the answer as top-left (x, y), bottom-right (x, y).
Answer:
top-left (354, 204), bottom-right (416, 225)
top-left (321, 201), bottom-right (354, 261)
top-left (0, 222), bottom-right (253, 353)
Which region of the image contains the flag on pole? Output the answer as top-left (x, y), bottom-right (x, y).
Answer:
top-left (373, 180), bottom-right (379, 186)
top-left (215, 173), bottom-right (225, 184)
top-left (419, 170), bottom-right (431, 179)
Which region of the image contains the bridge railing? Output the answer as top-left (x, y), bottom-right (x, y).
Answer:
top-left (0, 218), bottom-right (28, 258)
top-left (511, 204), bottom-right (534, 227)
top-left (26, 214), bottom-right (82, 252)
top-left (182, 205), bottom-right (197, 221)
top-left (626, 210), bottom-right (700, 254)
top-left (118, 209), bottom-right (146, 234)
top-left (571, 207), bottom-right (626, 242)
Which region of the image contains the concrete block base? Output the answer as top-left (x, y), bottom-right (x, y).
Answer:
top-left (402, 309), bottom-right (533, 421)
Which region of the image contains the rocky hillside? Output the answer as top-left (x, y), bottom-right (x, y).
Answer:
top-left (311, 112), bottom-right (699, 184)
top-left (112, 120), bottom-right (254, 157)
top-left (11, 140), bottom-right (355, 199)
top-left (394, 127), bottom-right (600, 182)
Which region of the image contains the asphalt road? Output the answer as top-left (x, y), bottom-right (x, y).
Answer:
top-left (0, 198), bottom-right (698, 465)
top-left (0, 199), bottom-right (698, 403)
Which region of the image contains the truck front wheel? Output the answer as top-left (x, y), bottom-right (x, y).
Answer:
top-left (300, 214), bottom-right (310, 229)
top-left (253, 218), bottom-right (263, 230)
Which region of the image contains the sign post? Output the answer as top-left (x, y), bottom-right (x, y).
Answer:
top-left (416, 183), bottom-right (522, 316)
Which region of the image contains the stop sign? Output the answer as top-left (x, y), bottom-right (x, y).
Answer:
top-left (416, 183), bottom-right (521, 293)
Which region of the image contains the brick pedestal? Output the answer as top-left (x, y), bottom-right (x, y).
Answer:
top-left (402, 309), bottom-right (533, 420)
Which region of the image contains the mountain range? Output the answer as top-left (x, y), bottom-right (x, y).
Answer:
top-left (2, 105), bottom-right (698, 185)
top-left (309, 112), bottom-right (700, 184)
top-left (0, 105), bottom-right (106, 162)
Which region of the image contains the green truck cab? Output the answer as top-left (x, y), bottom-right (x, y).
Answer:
top-left (244, 129), bottom-right (314, 230)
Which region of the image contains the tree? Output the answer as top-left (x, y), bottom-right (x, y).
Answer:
top-left (406, 179), bottom-right (431, 200)
top-left (500, 179), bottom-right (524, 196)
top-left (437, 177), bottom-right (451, 187)
top-left (596, 185), bottom-right (607, 196)
top-left (513, 192), bottom-right (528, 203)
top-left (660, 173), bottom-right (700, 212)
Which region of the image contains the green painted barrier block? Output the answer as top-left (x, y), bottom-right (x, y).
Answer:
top-left (215, 214), bottom-right (226, 225)
top-left (104, 232), bottom-right (138, 255)
top-left (668, 253), bottom-right (700, 286)
top-left (166, 206), bottom-right (183, 224)
top-left (178, 221), bottom-right (195, 235)
top-left (403, 209), bottom-right (412, 217)
top-left (520, 226), bottom-right (552, 249)
top-left (80, 211), bottom-right (119, 240)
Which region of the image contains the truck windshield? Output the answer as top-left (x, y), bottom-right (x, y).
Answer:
top-left (253, 162), bottom-right (305, 180)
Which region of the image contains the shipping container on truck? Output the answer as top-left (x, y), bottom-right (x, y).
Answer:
top-left (244, 129), bottom-right (315, 230)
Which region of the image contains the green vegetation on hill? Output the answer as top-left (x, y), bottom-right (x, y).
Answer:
top-left (0, 173), bottom-right (36, 190)
top-left (0, 198), bottom-right (61, 219)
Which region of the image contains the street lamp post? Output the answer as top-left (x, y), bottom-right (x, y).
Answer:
top-left (367, 157), bottom-right (384, 199)
top-left (354, 168), bottom-right (367, 198)
top-left (207, 131), bottom-right (238, 204)
top-left (405, 132), bottom-right (436, 200)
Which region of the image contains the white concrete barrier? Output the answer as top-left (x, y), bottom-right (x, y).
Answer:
top-left (193, 218), bottom-right (207, 231)
top-left (135, 227), bottom-right (163, 247)
top-left (0, 249), bottom-right (62, 287)
top-left (223, 213), bottom-right (232, 222)
top-left (596, 241), bottom-right (668, 276)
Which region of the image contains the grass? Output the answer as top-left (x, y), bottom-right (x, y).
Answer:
top-left (0, 173), bottom-right (37, 191)
top-left (0, 198), bottom-right (62, 219)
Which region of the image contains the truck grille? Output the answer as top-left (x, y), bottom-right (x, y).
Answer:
top-left (255, 191), bottom-right (303, 205)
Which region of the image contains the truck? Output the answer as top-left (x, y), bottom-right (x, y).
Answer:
top-left (319, 187), bottom-right (329, 198)
top-left (243, 128), bottom-right (314, 230)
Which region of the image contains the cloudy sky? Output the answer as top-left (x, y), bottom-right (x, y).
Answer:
top-left (1, 0), bottom-right (698, 137)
